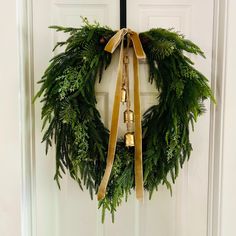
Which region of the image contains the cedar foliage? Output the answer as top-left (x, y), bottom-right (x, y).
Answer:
top-left (34, 19), bottom-right (215, 222)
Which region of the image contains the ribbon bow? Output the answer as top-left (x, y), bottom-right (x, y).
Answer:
top-left (97, 28), bottom-right (146, 201)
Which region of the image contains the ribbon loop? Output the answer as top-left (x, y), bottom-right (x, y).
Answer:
top-left (129, 31), bottom-right (146, 60)
top-left (105, 29), bottom-right (146, 60)
top-left (97, 28), bottom-right (146, 201)
top-left (104, 28), bottom-right (128, 53)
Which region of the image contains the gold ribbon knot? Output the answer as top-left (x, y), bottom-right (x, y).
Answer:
top-left (97, 28), bottom-right (146, 201)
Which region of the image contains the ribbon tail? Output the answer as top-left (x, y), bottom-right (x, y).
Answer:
top-left (133, 50), bottom-right (144, 200)
top-left (97, 40), bottom-right (124, 201)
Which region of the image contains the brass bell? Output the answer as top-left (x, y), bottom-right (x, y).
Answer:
top-left (121, 87), bottom-right (127, 103)
top-left (124, 132), bottom-right (135, 147)
top-left (124, 109), bottom-right (134, 123)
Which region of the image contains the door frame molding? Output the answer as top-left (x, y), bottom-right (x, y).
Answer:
top-left (207, 0), bottom-right (228, 235)
top-left (18, 0), bottom-right (35, 235)
top-left (18, 0), bottom-right (228, 235)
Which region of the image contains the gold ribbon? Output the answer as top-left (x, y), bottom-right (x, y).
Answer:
top-left (97, 28), bottom-right (146, 201)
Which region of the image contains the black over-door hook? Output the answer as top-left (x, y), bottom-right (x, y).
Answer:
top-left (120, 0), bottom-right (127, 29)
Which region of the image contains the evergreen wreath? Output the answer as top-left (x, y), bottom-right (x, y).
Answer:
top-left (35, 19), bottom-right (215, 222)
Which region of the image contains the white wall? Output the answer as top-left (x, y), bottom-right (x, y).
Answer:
top-left (0, 1), bottom-right (22, 236)
top-left (220, 0), bottom-right (236, 235)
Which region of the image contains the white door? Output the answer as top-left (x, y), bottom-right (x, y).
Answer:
top-left (33, 0), bottom-right (214, 235)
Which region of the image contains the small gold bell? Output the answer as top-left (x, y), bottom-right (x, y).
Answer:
top-left (124, 109), bottom-right (134, 123)
top-left (124, 132), bottom-right (135, 147)
top-left (121, 87), bottom-right (127, 103)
